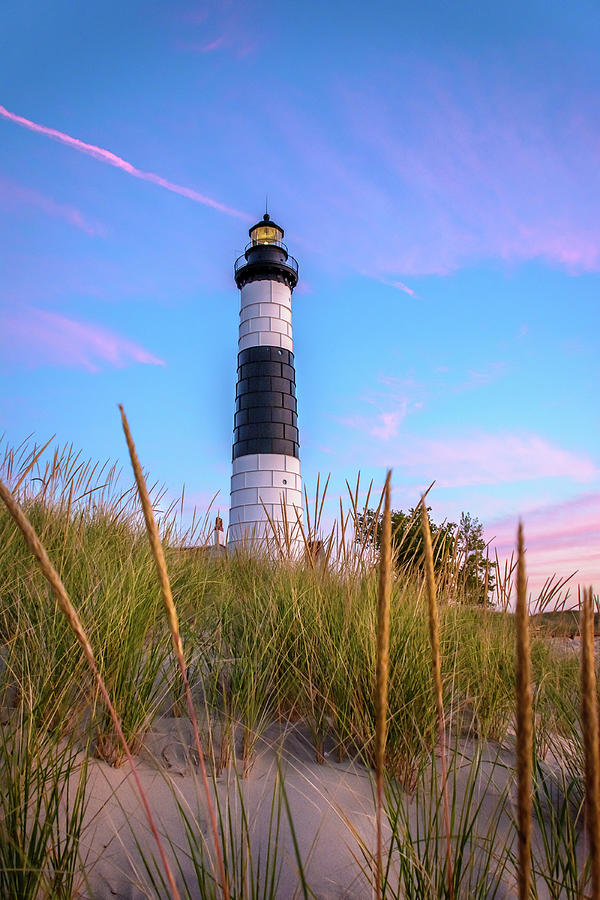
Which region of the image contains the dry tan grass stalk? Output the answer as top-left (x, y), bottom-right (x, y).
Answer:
top-left (345, 470), bottom-right (361, 524)
top-left (363, 482), bottom-right (384, 556)
top-left (280, 496), bottom-right (293, 559)
top-left (59, 478), bottom-right (74, 574)
top-left (303, 482), bottom-right (312, 540)
top-left (305, 471), bottom-right (331, 545)
top-left (389, 483), bottom-right (434, 571)
top-left (515, 521), bottom-right (532, 900)
top-left (0, 475), bottom-right (181, 900)
top-left (311, 471), bottom-right (320, 540)
top-left (315, 472), bottom-right (330, 533)
top-left (483, 545), bottom-right (490, 612)
top-left (12, 435), bottom-right (55, 494)
top-left (260, 499), bottom-right (286, 561)
top-left (339, 497), bottom-right (349, 568)
top-left (119, 405), bottom-right (229, 900)
top-left (293, 504), bottom-right (315, 569)
top-left (533, 570), bottom-right (578, 615)
top-left (581, 586), bottom-right (600, 896)
top-left (375, 470), bottom-right (392, 900)
top-left (421, 497), bottom-right (454, 899)
top-left (496, 549), bottom-right (517, 611)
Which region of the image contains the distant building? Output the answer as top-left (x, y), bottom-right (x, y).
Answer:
top-left (213, 515), bottom-right (225, 548)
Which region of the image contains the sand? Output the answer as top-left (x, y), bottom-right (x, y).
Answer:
top-left (79, 719), bottom-right (380, 899)
top-left (70, 716), bottom-right (548, 899)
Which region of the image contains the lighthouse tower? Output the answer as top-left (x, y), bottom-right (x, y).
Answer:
top-left (228, 214), bottom-right (303, 551)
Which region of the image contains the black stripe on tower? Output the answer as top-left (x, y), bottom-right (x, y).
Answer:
top-left (232, 346), bottom-right (299, 460)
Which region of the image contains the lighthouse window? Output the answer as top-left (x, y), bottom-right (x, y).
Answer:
top-left (250, 225), bottom-right (283, 245)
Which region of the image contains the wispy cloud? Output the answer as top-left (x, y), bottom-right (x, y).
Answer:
top-left (377, 278), bottom-right (418, 297)
top-left (0, 175), bottom-right (104, 236)
top-left (338, 375), bottom-right (417, 441)
top-left (489, 493), bottom-right (600, 555)
top-left (340, 378), bottom-right (597, 486)
top-left (452, 361), bottom-right (508, 393)
top-left (276, 58), bottom-right (600, 276)
top-left (178, 35), bottom-right (227, 52)
top-left (341, 406), bottom-right (408, 441)
top-left (199, 35), bottom-right (225, 52)
top-left (294, 280), bottom-right (314, 295)
top-left (485, 493), bottom-right (600, 597)
top-left (389, 432), bottom-right (597, 488)
top-left (338, 362), bottom-right (508, 445)
top-left (0, 105), bottom-right (251, 221)
top-left (371, 410), bottom-right (405, 440)
top-left (390, 280), bottom-right (416, 297)
top-left (0, 307), bottom-right (165, 372)
top-left (177, 2), bottom-right (258, 58)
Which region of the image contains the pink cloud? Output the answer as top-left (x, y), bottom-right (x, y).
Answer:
top-left (452, 361), bottom-right (508, 393)
top-left (294, 280), bottom-right (314, 295)
top-left (0, 307), bottom-right (165, 372)
top-left (276, 60), bottom-right (600, 276)
top-left (316, 444), bottom-right (335, 455)
top-left (0, 175), bottom-right (104, 236)
top-left (485, 493), bottom-right (600, 601)
top-left (390, 432), bottom-right (597, 488)
top-left (339, 400), bottom-right (410, 442)
top-left (378, 278), bottom-right (417, 297)
top-left (178, 36), bottom-right (226, 52)
top-left (0, 105), bottom-right (251, 221)
top-left (488, 493), bottom-right (600, 556)
top-left (177, 2), bottom-right (258, 59)
top-left (371, 410), bottom-right (404, 441)
top-left (391, 281), bottom-right (416, 297)
top-left (199, 36), bottom-right (225, 52)
top-left (340, 388), bottom-right (597, 486)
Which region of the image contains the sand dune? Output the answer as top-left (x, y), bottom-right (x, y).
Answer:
top-left (75, 717), bottom-right (557, 899)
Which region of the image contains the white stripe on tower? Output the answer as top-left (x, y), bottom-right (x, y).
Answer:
top-left (239, 280), bottom-right (293, 352)
top-left (228, 215), bottom-right (302, 552)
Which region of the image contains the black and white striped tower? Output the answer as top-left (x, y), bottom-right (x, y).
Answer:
top-left (228, 214), bottom-right (302, 550)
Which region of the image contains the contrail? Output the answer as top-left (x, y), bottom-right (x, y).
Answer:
top-left (0, 104), bottom-right (251, 221)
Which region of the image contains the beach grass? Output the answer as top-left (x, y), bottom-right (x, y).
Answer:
top-left (0, 435), bottom-right (596, 898)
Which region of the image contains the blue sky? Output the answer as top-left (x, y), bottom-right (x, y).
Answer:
top-left (1, 0), bottom-right (598, 595)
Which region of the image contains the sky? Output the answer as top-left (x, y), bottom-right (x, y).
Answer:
top-left (1, 0), bottom-right (598, 603)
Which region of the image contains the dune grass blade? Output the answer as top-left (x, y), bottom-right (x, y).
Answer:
top-left (0, 716), bottom-right (88, 900)
top-left (119, 404), bottom-right (229, 900)
top-left (581, 585), bottom-right (600, 896)
top-left (383, 740), bottom-right (512, 899)
top-left (277, 760), bottom-right (314, 900)
top-left (421, 495), bottom-right (454, 899)
top-left (531, 742), bottom-right (583, 898)
top-left (0, 474), bottom-right (180, 900)
top-left (375, 470), bottom-right (392, 900)
top-left (515, 521), bottom-right (532, 900)
top-left (161, 760), bottom-right (286, 899)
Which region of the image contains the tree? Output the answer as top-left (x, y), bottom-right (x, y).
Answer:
top-left (356, 504), bottom-right (456, 576)
top-left (455, 512), bottom-right (495, 605)
top-left (356, 506), bottom-right (495, 605)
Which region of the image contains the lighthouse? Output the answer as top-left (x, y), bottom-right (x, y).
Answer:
top-left (228, 214), bottom-right (303, 552)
